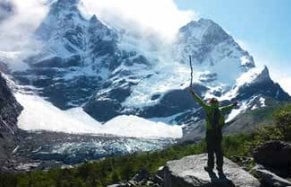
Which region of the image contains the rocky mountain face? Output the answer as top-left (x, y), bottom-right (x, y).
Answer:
top-left (14, 0), bottom-right (117, 109)
top-left (13, 0), bottom-right (153, 117)
top-left (5, 0), bottom-right (291, 140)
top-left (0, 73), bottom-right (23, 164)
top-left (176, 19), bottom-right (255, 82)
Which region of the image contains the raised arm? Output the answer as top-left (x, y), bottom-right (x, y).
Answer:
top-left (188, 88), bottom-right (209, 109)
top-left (220, 101), bottom-right (237, 113)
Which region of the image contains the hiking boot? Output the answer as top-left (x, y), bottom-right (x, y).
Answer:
top-left (217, 168), bottom-right (225, 178)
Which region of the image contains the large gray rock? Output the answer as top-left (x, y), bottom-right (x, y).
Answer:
top-left (164, 154), bottom-right (260, 187)
top-left (253, 141), bottom-right (291, 169)
top-left (251, 165), bottom-right (291, 187)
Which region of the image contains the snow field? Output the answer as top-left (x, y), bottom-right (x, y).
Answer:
top-left (16, 93), bottom-right (182, 138)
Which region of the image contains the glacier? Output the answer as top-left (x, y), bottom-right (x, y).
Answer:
top-left (16, 92), bottom-right (182, 138)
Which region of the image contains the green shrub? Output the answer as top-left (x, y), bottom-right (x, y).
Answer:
top-left (273, 104), bottom-right (291, 141)
top-left (222, 133), bottom-right (252, 157)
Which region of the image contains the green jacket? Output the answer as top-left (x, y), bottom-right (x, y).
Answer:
top-left (189, 90), bottom-right (235, 131)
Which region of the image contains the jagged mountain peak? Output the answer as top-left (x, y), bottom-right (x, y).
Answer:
top-left (88, 14), bottom-right (115, 36)
top-left (34, 0), bottom-right (119, 60)
top-left (53, 0), bottom-right (80, 7)
top-left (49, 0), bottom-right (81, 17)
top-left (233, 66), bottom-right (290, 101)
top-left (179, 18), bottom-right (230, 44)
top-left (175, 18), bottom-right (256, 88)
top-left (89, 14), bottom-right (98, 23)
top-left (185, 18), bottom-right (221, 30)
top-left (35, 0), bottom-right (85, 42)
top-left (253, 66), bottom-right (271, 84)
top-left (236, 66), bottom-right (271, 87)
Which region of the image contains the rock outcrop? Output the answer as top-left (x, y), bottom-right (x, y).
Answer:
top-left (163, 154), bottom-right (260, 187)
top-left (107, 168), bottom-right (162, 187)
top-left (253, 140), bottom-right (291, 170)
top-left (252, 141), bottom-right (291, 186)
top-left (251, 165), bottom-right (291, 187)
top-left (0, 73), bottom-right (23, 165)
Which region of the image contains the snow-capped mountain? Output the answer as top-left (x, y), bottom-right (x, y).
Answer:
top-left (3, 0), bottom-right (290, 140)
top-left (13, 0), bottom-right (119, 109)
top-left (176, 18), bottom-right (255, 86)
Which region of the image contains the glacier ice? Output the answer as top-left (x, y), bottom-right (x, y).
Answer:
top-left (16, 93), bottom-right (182, 138)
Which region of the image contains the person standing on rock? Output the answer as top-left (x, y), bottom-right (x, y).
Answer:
top-left (188, 87), bottom-right (238, 175)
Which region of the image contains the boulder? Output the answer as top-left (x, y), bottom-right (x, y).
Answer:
top-left (253, 141), bottom-right (291, 169)
top-left (164, 154), bottom-right (260, 187)
top-left (251, 165), bottom-right (291, 187)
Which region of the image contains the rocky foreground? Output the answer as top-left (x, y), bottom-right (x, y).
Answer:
top-left (110, 141), bottom-right (291, 187)
top-left (164, 154), bottom-right (260, 187)
top-left (109, 154), bottom-right (260, 187)
top-left (252, 141), bottom-right (291, 187)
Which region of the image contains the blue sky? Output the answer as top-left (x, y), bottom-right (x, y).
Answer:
top-left (175, 0), bottom-right (291, 93)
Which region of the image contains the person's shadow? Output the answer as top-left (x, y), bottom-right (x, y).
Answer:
top-left (207, 171), bottom-right (235, 187)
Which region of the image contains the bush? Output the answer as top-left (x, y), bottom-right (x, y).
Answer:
top-left (223, 133), bottom-right (252, 157)
top-left (245, 104), bottom-right (291, 152)
top-left (273, 104), bottom-right (291, 141)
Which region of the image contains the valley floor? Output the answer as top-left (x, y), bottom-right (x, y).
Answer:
top-left (1, 130), bottom-right (177, 172)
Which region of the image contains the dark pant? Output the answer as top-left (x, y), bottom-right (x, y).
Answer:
top-left (206, 130), bottom-right (223, 171)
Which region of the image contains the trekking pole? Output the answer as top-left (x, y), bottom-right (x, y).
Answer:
top-left (189, 55), bottom-right (193, 87)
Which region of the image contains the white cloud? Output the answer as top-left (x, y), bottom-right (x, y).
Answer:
top-left (0, 0), bottom-right (49, 70)
top-left (79, 0), bottom-right (196, 40)
top-left (0, 0), bottom-right (13, 21)
top-left (0, 0), bottom-right (48, 51)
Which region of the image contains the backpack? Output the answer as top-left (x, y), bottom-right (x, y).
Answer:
top-left (211, 108), bottom-right (221, 131)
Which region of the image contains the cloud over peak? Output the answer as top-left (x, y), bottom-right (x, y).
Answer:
top-left (79, 0), bottom-right (196, 40)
